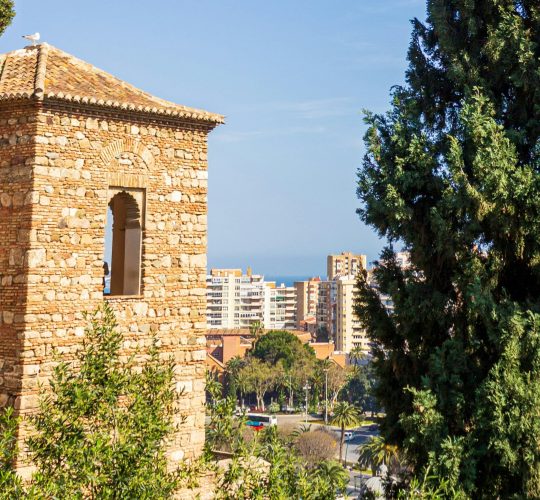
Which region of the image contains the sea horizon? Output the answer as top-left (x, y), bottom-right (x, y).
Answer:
top-left (265, 275), bottom-right (325, 287)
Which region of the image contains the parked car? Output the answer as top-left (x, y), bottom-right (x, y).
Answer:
top-left (344, 431), bottom-right (354, 441)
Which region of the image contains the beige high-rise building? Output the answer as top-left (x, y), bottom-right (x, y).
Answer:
top-left (327, 252), bottom-right (367, 280)
top-left (294, 277), bottom-right (321, 327)
top-left (317, 280), bottom-right (336, 339)
top-left (335, 276), bottom-right (369, 353)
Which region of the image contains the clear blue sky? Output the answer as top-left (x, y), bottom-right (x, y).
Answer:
top-left (3, 0), bottom-right (426, 276)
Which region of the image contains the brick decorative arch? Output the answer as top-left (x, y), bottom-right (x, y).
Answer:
top-left (99, 138), bottom-right (155, 170)
top-left (100, 138), bottom-right (154, 189)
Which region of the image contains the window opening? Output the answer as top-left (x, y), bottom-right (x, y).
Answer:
top-left (104, 189), bottom-right (144, 296)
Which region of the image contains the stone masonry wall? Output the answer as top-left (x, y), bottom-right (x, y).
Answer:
top-left (0, 99), bottom-right (211, 473)
top-left (0, 101), bottom-right (38, 410)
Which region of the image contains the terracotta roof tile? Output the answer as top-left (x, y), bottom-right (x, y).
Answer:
top-left (0, 44), bottom-right (224, 124)
top-left (0, 47), bottom-right (38, 97)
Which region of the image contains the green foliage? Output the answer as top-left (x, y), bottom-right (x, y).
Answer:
top-left (237, 357), bottom-right (277, 410)
top-left (356, 1), bottom-right (540, 496)
top-left (28, 302), bottom-right (184, 498)
top-left (252, 428), bottom-right (348, 500)
top-left (206, 369), bottom-right (223, 403)
top-left (0, 0), bottom-right (14, 38)
top-left (267, 401), bottom-right (280, 414)
top-left (358, 435), bottom-right (399, 476)
top-left (224, 356), bottom-right (245, 400)
top-left (249, 320), bottom-right (263, 340)
top-left (396, 465), bottom-right (468, 500)
top-left (344, 360), bottom-right (379, 414)
top-left (209, 395), bottom-right (348, 499)
top-left (205, 376), bottom-right (249, 455)
top-left (314, 460), bottom-right (349, 495)
top-left (330, 401), bottom-right (361, 463)
top-left (252, 330), bottom-right (315, 369)
top-left (222, 331), bottom-right (322, 411)
top-left (0, 407), bottom-right (24, 499)
top-left (317, 361), bottom-right (349, 411)
top-left (280, 354), bottom-right (316, 409)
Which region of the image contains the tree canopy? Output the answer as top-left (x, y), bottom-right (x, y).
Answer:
top-left (252, 330), bottom-right (315, 369)
top-left (356, 1), bottom-right (540, 497)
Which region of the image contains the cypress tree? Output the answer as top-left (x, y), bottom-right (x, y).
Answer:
top-left (356, 1), bottom-right (540, 496)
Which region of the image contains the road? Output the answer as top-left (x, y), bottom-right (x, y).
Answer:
top-left (276, 414), bottom-right (378, 464)
top-left (275, 413), bottom-right (378, 496)
top-left (341, 424), bottom-right (379, 464)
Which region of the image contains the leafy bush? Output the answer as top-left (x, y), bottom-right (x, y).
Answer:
top-left (0, 407), bottom-right (24, 499)
top-left (0, 302), bottom-right (197, 499)
top-left (295, 428), bottom-right (338, 467)
top-left (267, 401), bottom-right (280, 414)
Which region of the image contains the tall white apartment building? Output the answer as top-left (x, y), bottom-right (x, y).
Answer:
top-left (335, 275), bottom-right (370, 353)
top-left (266, 284), bottom-right (297, 330)
top-left (207, 269), bottom-right (296, 330)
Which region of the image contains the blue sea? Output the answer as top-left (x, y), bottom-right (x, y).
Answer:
top-left (265, 275), bottom-right (322, 287)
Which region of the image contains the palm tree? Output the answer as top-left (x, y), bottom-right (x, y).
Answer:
top-left (315, 460), bottom-right (349, 495)
top-left (225, 356), bottom-right (245, 403)
top-left (357, 435), bottom-right (399, 475)
top-left (249, 320), bottom-right (263, 340)
top-left (330, 401), bottom-right (361, 463)
top-left (289, 423), bottom-right (312, 442)
top-left (349, 344), bottom-right (366, 366)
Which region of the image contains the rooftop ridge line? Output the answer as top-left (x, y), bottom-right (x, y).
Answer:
top-left (34, 43), bottom-right (49, 99)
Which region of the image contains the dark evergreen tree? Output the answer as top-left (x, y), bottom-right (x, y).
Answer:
top-left (356, 1), bottom-right (540, 496)
top-left (0, 0), bottom-right (14, 37)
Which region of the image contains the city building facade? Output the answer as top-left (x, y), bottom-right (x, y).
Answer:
top-left (327, 251), bottom-right (367, 280)
top-left (207, 269), bottom-right (296, 330)
top-left (294, 277), bottom-right (321, 329)
top-left (335, 276), bottom-right (369, 353)
top-left (266, 283), bottom-right (297, 330)
top-left (316, 279), bottom-right (336, 339)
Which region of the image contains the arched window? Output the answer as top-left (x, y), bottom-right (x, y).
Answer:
top-left (104, 189), bottom-right (144, 296)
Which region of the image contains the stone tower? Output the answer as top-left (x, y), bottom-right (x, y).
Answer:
top-left (0, 43), bottom-right (222, 474)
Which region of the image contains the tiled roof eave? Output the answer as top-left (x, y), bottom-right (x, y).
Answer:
top-left (0, 91), bottom-right (37, 100)
top-left (46, 93), bottom-right (224, 125)
top-left (0, 92), bottom-right (225, 126)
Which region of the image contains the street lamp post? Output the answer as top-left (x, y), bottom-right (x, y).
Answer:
top-left (303, 383), bottom-right (310, 423)
top-left (324, 367), bottom-right (329, 425)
